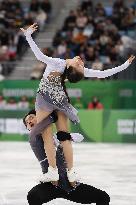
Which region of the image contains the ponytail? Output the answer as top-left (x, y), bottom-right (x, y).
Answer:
top-left (61, 67), bottom-right (70, 103)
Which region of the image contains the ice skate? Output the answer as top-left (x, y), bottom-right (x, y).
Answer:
top-left (67, 168), bottom-right (79, 187)
top-left (39, 166), bottom-right (59, 185)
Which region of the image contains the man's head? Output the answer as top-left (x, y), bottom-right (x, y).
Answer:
top-left (23, 110), bottom-right (58, 131)
top-left (92, 96), bottom-right (99, 104)
top-left (23, 109), bottom-right (37, 131)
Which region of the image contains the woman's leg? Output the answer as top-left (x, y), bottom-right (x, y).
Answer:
top-left (36, 110), bottom-right (56, 168)
top-left (55, 111), bottom-right (73, 170)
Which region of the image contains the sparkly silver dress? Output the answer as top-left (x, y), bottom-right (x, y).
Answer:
top-left (36, 74), bottom-right (79, 124)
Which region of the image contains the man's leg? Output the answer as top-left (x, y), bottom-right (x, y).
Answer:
top-left (27, 182), bottom-right (66, 205)
top-left (27, 182), bottom-right (110, 205)
top-left (66, 183), bottom-right (110, 205)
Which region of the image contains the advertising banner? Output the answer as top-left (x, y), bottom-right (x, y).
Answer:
top-left (1, 110), bottom-right (136, 143)
top-left (0, 80), bottom-right (136, 109)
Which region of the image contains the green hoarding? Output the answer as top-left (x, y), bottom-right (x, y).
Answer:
top-left (1, 80), bottom-right (136, 109)
top-left (70, 110), bottom-right (103, 142)
top-left (0, 110), bottom-right (136, 143)
top-left (103, 110), bottom-right (136, 143)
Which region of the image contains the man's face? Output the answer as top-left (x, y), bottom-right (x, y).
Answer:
top-left (25, 114), bottom-right (37, 131)
top-left (93, 97), bottom-right (98, 103)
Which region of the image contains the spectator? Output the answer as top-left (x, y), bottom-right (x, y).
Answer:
top-left (108, 46), bottom-right (118, 63)
top-left (109, 27), bottom-right (121, 43)
top-left (1, 0), bottom-right (21, 13)
top-left (8, 41), bottom-right (17, 60)
top-left (29, 0), bottom-right (40, 13)
top-left (57, 40), bottom-right (67, 56)
top-left (74, 97), bottom-right (84, 109)
top-left (95, 2), bottom-right (106, 14)
top-left (113, 0), bottom-right (126, 13)
top-left (6, 97), bottom-right (17, 110)
top-left (73, 30), bottom-right (87, 44)
top-left (99, 31), bottom-right (110, 47)
top-left (0, 30), bottom-right (9, 46)
top-left (62, 47), bottom-right (75, 59)
top-left (0, 46), bottom-right (9, 61)
top-left (95, 2), bottom-right (106, 23)
top-left (0, 95), bottom-right (6, 109)
top-left (30, 62), bottom-right (45, 80)
top-left (40, 0), bottom-right (52, 15)
top-left (92, 58), bottom-right (103, 70)
top-left (88, 96), bottom-right (104, 109)
top-left (36, 9), bottom-right (47, 31)
top-left (76, 11), bottom-right (88, 29)
top-left (81, 0), bottom-right (93, 13)
top-left (24, 13), bottom-right (34, 26)
top-left (104, 19), bottom-right (117, 32)
top-left (14, 8), bottom-right (24, 28)
top-left (83, 17), bottom-right (94, 37)
top-left (63, 10), bottom-right (76, 31)
top-left (0, 46), bottom-right (11, 76)
top-left (85, 46), bottom-right (97, 62)
top-left (18, 96), bottom-right (29, 110)
top-left (0, 64), bottom-right (5, 81)
top-left (15, 30), bottom-right (27, 58)
top-left (112, 0), bottom-right (126, 28)
top-left (121, 8), bottom-right (135, 30)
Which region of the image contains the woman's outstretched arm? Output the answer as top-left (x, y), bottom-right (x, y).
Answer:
top-left (84, 55), bottom-right (135, 78)
top-left (20, 23), bottom-right (65, 66)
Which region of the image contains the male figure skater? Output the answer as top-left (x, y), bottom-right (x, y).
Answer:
top-left (23, 110), bottom-right (110, 205)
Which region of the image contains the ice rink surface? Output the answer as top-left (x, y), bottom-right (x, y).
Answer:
top-left (0, 142), bottom-right (136, 205)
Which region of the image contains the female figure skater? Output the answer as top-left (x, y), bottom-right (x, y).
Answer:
top-left (20, 23), bottom-right (135, 184)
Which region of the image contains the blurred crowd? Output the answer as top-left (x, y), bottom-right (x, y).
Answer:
top-left (0, 0), bottom-right (52, 80)
top-left (0, 94), bottom-right (103, 110)
top-left (31, 0), bottom-right (136, 80)
top-left (74, 96), bottom-right (104, 110)
top-left (0, 95), bottom-right (31, 110)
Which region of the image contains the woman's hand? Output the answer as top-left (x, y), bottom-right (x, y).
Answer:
top-left (128, 55), bottom-right (135, 64)
top-left (20, 23), bottom-right (38, 36)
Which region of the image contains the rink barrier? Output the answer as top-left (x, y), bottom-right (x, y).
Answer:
top-left (0, 110), bottom-right (136, 143)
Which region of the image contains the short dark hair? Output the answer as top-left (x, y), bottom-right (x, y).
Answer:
top-left (66, 66), bottom-right (84, 83)
top-left (23, 109), bottom-right (36, 127)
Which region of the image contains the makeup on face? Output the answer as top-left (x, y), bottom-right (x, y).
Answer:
top-left (66, 57), bottom-right (84, 73)
top-left (73, 56), bottom-right (84, 72)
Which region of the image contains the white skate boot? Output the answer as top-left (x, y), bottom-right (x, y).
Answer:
top-left (67, 168), bottom-right (80, 187)
top-left (39, 166), bottom-right (59, 185)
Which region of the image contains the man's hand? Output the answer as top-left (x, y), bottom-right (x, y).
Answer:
top-left (20, 23), bottom-right (38, 35)
top-left (128, 55), bottom-right (135, 64)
